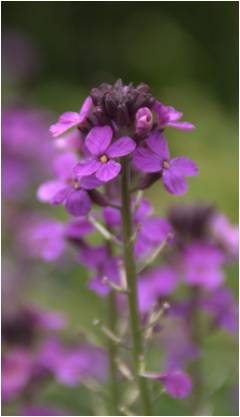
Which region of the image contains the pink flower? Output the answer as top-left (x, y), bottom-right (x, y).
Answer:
top-left (133, 131), bottom-right (198, 195)
top-left (50, 96), bottom-right (93, 137)
top-left (2, 349), bottom-right (33, 401)
top-left (74, 126), bottom-right (136, 182)
top-left (142, 369), bottom-right (192, 399)
top-left (154, 101), bottom-right (195, 131)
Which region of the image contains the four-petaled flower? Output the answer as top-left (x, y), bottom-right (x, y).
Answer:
top-left (133, 131), bottom-right (198, 195)
top-left (37, 152), bottom-right (102, 216)
top-left (50, 96), bottom-right (93, 138)
top-left (154, 101), bottom-right (195, 131)
top-left (142, 369), bottom-right (192, 399)
top-left (74, 126), bottom-right (136, 182)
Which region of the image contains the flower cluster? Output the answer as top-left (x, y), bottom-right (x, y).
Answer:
top-left (17, 79), bottom-right (237, 414)
top-left (2, 298), bottom-right (107, 415)
top-left (34, 80), bottom-right (201, 409)
top-left (42, 79), bottom-right (198, 221)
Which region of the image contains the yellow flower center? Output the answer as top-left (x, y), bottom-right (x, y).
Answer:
top-left (162, 160), bottom-right (170, 169)
top-left (73, 179), bottom-right (81, 189)
top-left (99, 154), bottom-right (108, 163)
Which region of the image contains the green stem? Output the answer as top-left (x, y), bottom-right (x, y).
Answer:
top-left (107, 290), bottom-right (119, 415)
top-left (189, 286), bottom-right (203, 416)
top-left (120, 157), bottom-right (152, 416)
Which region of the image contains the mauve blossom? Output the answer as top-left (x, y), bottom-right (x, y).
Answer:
top-left (135, 215), bottom-right (173, 257)
top-left (2, 157), bottom-right (29, 199)
top-left (31, 307), bottom-right (67, 332)
top-left (37, 152), bottom-right (102, 216)
top-left (138, 266), bottom-right (178, 313)
top-left (2, 108), bottom-right (53, 162)
top-left (160, 317), bottom-right (200, 371)
top-left (74, 125), bottom-right (136, 182)
top-left (135, 107), bottom-right (153, 133)
top-left (133, 131), bottom-right (198, 195)
top-left (103, 198), bottom-right (171, 257)
top-left (142, 369), bottom-right (192, 398)
top-left (201, 288), bottom-right (238, 333)
top-left (21, 217), bottom-right (66, 262)
top-left (50, 96), bottom-right (93, 137)
top-left (182, 243), bottom-right (225, 289)
top-left (38, 338), bottom-right (107, 386)
top-left (2, 349), bottom-right (33, 401)
top-left (210, 213), bottom-right (239, 258)
top-left (64, 218), bottom-right (94, 242)
top-left (79, 244), bottom-right (120, 296)
top-left (103, 198), bottom-right (152, 229)
top-left (154, 101), bottom-right (195, 131)
top-left (2, 107), bottom-right (54, 200)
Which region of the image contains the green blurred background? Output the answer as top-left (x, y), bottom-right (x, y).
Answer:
top-left (2, 2), bottom-right (238, 416)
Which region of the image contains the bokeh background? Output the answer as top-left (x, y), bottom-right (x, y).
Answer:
top-left (2, 2), bottom-right (238, 416)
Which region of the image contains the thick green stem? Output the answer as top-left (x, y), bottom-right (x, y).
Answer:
top-left (120, 157), bottom-right (152, 416)
top-left (107, 290), bottom-right (119, 415)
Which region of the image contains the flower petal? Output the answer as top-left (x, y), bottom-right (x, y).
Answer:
top-left (78, 96), bottom-right (93, 123)
top-left (146, 131), bottom-right (170, 159)
top-left (163, 167), bottom-right (188, 195)
top-left (53, 152), bottom-right (78, 180)
top-left (65, 189), bottom-right (91, 216)
top-left (170, 157), bottom-right (199, 176)
top-left (51, 186), bottom-right (71, 205)
top-left (96, 160), bottom-right (121, 182)
top-left (37, 180), bottom-right (65, 202)
top-left (74, 159), bottom-right (100, 177)
top-left (49, 112), bottom-right (82, 138)
top-left (132, 146), bottom-right (162, 173)
top-left (159, 370), bottom-right (192, 399)
top-left (140, 217), bottom-right (172, 243)
top-left (107, 137), bottom-right (136, 158)
top-left (80, 175), bottom-right (103, 190)
top-left (85, 126), bottom-right (112, 156)
top-left (154, 101), bottom-right (183, 123)
top-left (167, 121), bottom-right (195, 131)
top-left (88, 276), bottom-right (110, 297)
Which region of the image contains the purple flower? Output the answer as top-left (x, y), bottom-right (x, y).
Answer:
top-left (31, 307), bottom-right (67, 331)
top-left (154, 101), bottom-right (195, 131)
top-left (103, 198), bottom-right (152, 229)
top-left (138, 266), bottom-right (178, 313)
top-left (210, 213), bottom-right (239, 258)
top-left (133, 131), bottom-right (198, 195)
top-left (74, 126), bottom-right (136, 182)
top-left (201, 288), bottom-right (238, 333)
top-left (142, 369), bottom-right (192, 398)
top-left (160, 317), bottom-right (200, 370)
top-left (79, 244), bottom-right (121, 296)
top-left (2, 349), bottom-right (33, 401)
top-left (135, 216), bottom-right (173, 258)
top-left (37, 153), bottom-right (102, 217)
top-left (135, 107), bottom-right (153, 133)
top-left (49, 96), bottom-right (93, 137)
top-left (38, 338), bottom-right (107, 386)
top-left (20, 217), bottom-right (66, 262)
top-left (64, 218), bottom-right (93, 242)
top-left (182, 243), bottom-right (225, 289)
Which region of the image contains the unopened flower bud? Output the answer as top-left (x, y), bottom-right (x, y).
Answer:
top-left (135, 107), bottom-right (153, 133)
